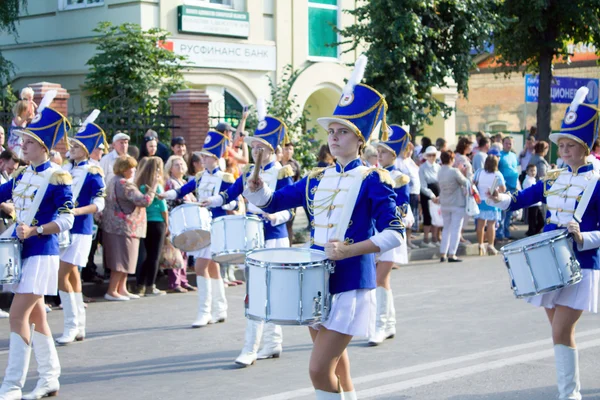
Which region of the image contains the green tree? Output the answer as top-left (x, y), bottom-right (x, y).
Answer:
top-left (338, 0), bottom-right (498, 128)
top-left (493, 0), bottom-right (600, 142)
top-left (0, 0), bottom-right (27, 86)
top-left (246, 65), bottom-right (320, 174)
top-left (84, 22), bottom-right (187, 142)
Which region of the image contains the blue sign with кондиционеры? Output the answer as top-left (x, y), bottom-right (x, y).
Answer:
top-left (525, 74), bottom-right (599, 105)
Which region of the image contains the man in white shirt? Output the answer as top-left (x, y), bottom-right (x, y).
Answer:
top-left (100, 132), bottom-right (130, 185)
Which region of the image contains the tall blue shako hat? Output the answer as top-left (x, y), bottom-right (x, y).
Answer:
top-left (70, 110), bottom-right (108, 156)
top-left (549, 86), bottom-right (599, 152)
top-left (317, 54), bottom-right (389, 142)
top-left (374, 125), bottom-right (411, 157)
top-left (244, 98), bottom-right (288, 152)
top-left (200, 129), bottom-right (229, 159)
top-left (14, 89), bottom-right (71, 152)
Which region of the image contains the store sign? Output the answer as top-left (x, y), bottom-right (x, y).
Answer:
top-left (164, 39), bottom-right (276, 71)
top-left (525, 74), bottom-right (599, 104)
top-left (178, 5), bottom-right (250, 38)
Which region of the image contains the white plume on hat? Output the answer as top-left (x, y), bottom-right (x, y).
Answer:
top-left (82, 109), bottom-right (100, 128)
top-left (569, 87), bottom-right (589, 113)
top-left (342, 54), bottom-right (368, 97)
top-left (257, 98), bottom-right (266, 122)
top-left (37, 89), bottom-right (57, 113)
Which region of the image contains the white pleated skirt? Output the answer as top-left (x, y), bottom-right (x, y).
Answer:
top-left (312, 288), bottom-right (376, 338)
top-left (378, 237), bottom-right (408, 264)
top-left (526, 269), bottom-right (599, 313)
top-left (60, 233), bottom-right (93, 267)
top-left (4, 255), bottom-right (59, 296)
top-left (188, 245), bottom-right (211, 261)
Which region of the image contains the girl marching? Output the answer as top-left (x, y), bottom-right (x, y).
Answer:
top-left (55, 110), bottom-right (107, 346)
top-left (243, 55), bottom-right (405, 399)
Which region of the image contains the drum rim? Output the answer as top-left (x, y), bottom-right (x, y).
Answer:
top-left (245, 313), bottom-right (327, 326)
top-left (212, 215), bottom-right (263, 223)
top-left (246, 248), bottom-right (333, 270)
top-left (513, 272), bottom-right (583, 298)
top-left (171, 203), bottom-right (207, 211)
top-left (500, 228), bottom-right (570, 254)
top-left (0, 238), bottom-right (20, 243)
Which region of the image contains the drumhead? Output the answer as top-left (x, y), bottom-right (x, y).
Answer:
top-left (213, 215), bottom-right (262, 224)
top-left (247, 248), bottom-right (328, 266)
top-left (501, 229), bottom-right (568, 251)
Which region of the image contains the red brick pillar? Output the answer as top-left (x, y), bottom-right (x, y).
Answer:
top-left (168, 89), bottom-right (211, 152)
top-left (29, 82), bottom-right (70, 156)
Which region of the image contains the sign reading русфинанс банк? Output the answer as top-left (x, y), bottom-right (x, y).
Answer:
top-left (525, 74), bottom-right (599, 105)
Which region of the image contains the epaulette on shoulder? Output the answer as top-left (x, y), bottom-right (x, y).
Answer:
top-left (278, 164), bottom-right (294, 179)
top-left (242, 164), bottom-right (253, 175)
top-left (87, 165), bottom-right (104, 177)
top-left (10, 166), bottom-right (27, 179)
top-left (543, 168), bottom-right (565, 182)
top-left (222, 172), bottom-right (235, 183)
top-left (394, 174), bottom-right (410, 188)
top-left (366, 167), bottom-right (394, 187)
top-left (308, 167), bottom-right (326, 179)
top-left (50, 170), bottom-right (73, 185)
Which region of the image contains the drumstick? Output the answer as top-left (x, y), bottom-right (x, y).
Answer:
top-left (250, 148), bottom-right (263, 184)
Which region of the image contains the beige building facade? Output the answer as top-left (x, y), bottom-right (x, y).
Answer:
top-left (0, 0), bottom-right (364, 141)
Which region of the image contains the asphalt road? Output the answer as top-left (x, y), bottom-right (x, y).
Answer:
top-left (1, 254), bottom-right (599, 400)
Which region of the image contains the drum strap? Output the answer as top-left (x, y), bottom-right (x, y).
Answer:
top-left (574, 173), bottom-right (599, 223)
top-left (332, 166), bottom-right (369, 241)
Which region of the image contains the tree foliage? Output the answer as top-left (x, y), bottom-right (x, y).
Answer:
top-left (0, 0), bottom-right (26, 86)
top-left (493, 0), bottom-right (600, 141)
top-left (246, 65), bottom-right (320, 174)
top-left (84, 22), bottom-right (187, 141)
top-left (339, 0), bottom-right (498, 128)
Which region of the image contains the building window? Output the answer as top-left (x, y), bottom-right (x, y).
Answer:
top-left (61, 0), bottom-right (103, 10)
top-left (485, 121), bottom-right (508, 132)
top-left (308, 0), bottom-right (339, 59)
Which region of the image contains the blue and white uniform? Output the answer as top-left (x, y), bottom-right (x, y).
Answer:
top-left (220, 161), bottom-right (294, 246)
top-left (0, 163), bottom-right (74, 295)
top-left (174, 166), bottom-right (236, 260)
top-left (60, 160), bottom-right (105, 267)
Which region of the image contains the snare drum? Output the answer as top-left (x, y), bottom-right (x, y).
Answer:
top-left (58, 230), bottom-right (71, 249)
top-left (170, 204), bottom-right (211, 252)
top-left (211, 215), bottom-right (264, 264)
top-left (245, 248), bottom-right (334, 325)
top-left (0, 238), bottom-right (21, 284)
top-left (500, 229), bottom-right (582, 298)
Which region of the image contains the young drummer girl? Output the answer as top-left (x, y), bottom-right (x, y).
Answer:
top-left (488, 87), bottom-right (600, 400)
top-left (369, 125), bottom-right (412, 346)
top-left (162, 129), bottom-right (236, 328)
top-left (0, 90), bottom-right (74, 400)
top-left (244, 55), bottom-right (405, 399)
top-left (55, 110), bottom-right (107, 346)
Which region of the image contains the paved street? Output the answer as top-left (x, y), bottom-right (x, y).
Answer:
top-left (1, 254), bottom-right (599, 400)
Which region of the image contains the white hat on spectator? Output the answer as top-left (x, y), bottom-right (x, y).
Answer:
top-left (112, 132), bottom-right (130, 143)
top-left (424, 146), bottom-right (439, 156)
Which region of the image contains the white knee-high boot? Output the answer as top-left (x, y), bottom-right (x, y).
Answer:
top-left (192, 276), bottom-right (212, 328)
top-left (315, 390), bottom-right (345, 399)
top-left (386, 288), bottom-right (396, 338)
top-left (210, 278), bottom-right (227, 323)
top-left (257, 323), bottom-right (283, 359)
top-left (22, 331), bottom-right (60, 400)
top-left (0, 333), bottom-right (32, 400)
top-left (235, 320), bottom-right (264, 367)
top-left (368, 287), bottom-right (390, 346)
top-left (55, 291), bottom-right (79, 345)
top-left (554, 344), bottom-right (581, 400)
top-left (74, 292), bottom-right (86, 340)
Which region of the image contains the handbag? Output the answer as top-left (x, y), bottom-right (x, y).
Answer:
top-left (428, 199), bottom-right (444, 227)
top-left (159, 237), bottom-right (186, 270)
top-left (465, 181), bottom-right (480, 217)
